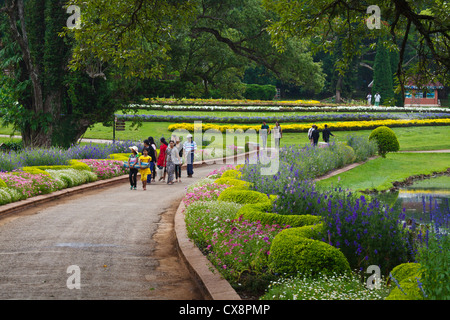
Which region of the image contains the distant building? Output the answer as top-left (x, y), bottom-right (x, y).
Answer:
top-left (404, 81), bottom-right (444, 107)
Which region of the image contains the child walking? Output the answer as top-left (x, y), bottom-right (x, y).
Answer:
top-left (139, 148), bottom-right (152, 191)
top-left (128, 146), bottom-right (139, 190)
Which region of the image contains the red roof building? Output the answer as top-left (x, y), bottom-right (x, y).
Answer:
top-left (404, 81), bottom-right (444, 107)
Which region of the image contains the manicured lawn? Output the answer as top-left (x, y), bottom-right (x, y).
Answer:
top-left (315, 152), bottom-right (450, 192)
top-left (2, 120), bottom-right (449, 151)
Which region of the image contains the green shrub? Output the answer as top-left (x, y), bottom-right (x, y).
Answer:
top-left (21, 167), bottom-right (52, 176)
top-left (390, 263), bottom-right (422, 283)
top-left (69, 160), bottom-right (92, 171)
top-left (341, 145), bottom-right (356, 165)
top-left (369, 126), bottom-right (400, 157)
top-left (269, 233), bottom-right (351, 276)
top-left (46, 169), bottom-right (97, 189)
top-left (243, 84), bottom-right (276, 100)
top-left (221, 169), bottom-right (242, 179)
top-left (217, 187), bottom-right (270, 205)
top-left (107, 153), bottom-right (130, 162)
top-left (236, 203), bottom-right (322, 228)
top-left (385, 277), bottom-right (425, 300)
top-left (0, 178), bottom-right (6, 188)
top-left (0, 187), bottom-right (21, 205)
top-left (214, 177), bottom-right (250, 189)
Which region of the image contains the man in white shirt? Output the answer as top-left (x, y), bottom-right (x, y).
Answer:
top-left (367, 93), bottom-right (372, 105)
top-left (374, 93), bottom-right (381, 106)
top-left (183, 134), bottom-right (197, 177)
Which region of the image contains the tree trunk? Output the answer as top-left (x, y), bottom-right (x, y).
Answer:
top-left (336, 75), bottom-right (343, 103)
top-left (3, 0), bottom-right (53, 148)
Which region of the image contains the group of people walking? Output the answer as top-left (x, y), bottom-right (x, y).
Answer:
top-left (127, 134), bottom-right (197, 190)
top-left (308, 124), bottom-right (334, 147)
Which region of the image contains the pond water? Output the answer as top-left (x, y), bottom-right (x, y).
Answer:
top-left (376, 176), bottom-right (450, 225)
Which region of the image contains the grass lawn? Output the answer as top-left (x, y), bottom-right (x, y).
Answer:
top-left (1, 120), bottom-right (449, 151)
top-left (315, 152), bottom-right (450, 193)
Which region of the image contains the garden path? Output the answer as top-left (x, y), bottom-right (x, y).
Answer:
top-left (0, 164), bottom-right (224, 300)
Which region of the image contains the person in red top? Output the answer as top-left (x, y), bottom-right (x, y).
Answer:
top-left (157, 137), bottom-right (168, 182)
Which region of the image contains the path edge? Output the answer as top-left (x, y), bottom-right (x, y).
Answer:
top-left (174, 200), bottom-right (241, 300)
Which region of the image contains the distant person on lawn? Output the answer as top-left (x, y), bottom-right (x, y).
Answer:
top-left (374, 92), bottom-right (381, 106)
top-left (273, 121), bottom-right (282, 149)
top-left (260, 121), bottom-right (270, 149)
top-left (308, 125), bottom-right (315, 145)
top-left (311, 125), bottom-right (320, 147)
top-left (322, 124), bottom-right (334, 144)
top-left (366, 93), bottom-right (372, 106)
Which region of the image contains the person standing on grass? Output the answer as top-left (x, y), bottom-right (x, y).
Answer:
top-left (311, 125), bottom-right (320, 147)
top-left (374, 92), bottom-right (381, 106)
top-left (139, 148), bottom-right (152, 191)
top-left (308, 125), bottom-right (315, 145)
top-left (183, 134), bottom-right (197, 178)
top-left (128, 146), bottom-right (139, 190)
top-left (157, 137), bottom-right (168, 181)
top-left (174, 138), bottom-right (183, 183)
top-left (367, 92), bottom-right (372, 106)
top-left (147, 136), bottom-right (157, 182)
top-left (273, 121), bottom-right (282, 149)
top-left (322, 124), bottom-right (334, 144)
top-left (260, 121), bottom-right (270, 149)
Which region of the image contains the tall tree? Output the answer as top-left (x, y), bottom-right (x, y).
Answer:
top-left (262, 0), bottom-right (450, 99)
top-left (0, 0), bottom-right (126, 148)
top-left (372, 39), bottom-right (395, 105)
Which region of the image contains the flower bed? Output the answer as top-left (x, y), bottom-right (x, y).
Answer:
top-left (141, 97), bottom-right (322, 106)
top-left (0, 141), bottom-right (139, 206)
top-left (182, 134), bottom-right (448, 300)
top-left (132, 103), bottom-right (450, 113)
top-left (168, 118), bottom-right (450, 133)
top-left (117, 112), bottom-right (450, 124)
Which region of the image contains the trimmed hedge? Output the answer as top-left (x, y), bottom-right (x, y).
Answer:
top-left (221, 169), bottom-right (242, 179)
top-left (385, 277), bottom-right (425, 300)
top-left (390, 262), bottom-right (422, 283)
top-left (214, 177), bottom-right (251, 189)
top-left (217, 186), bottom-right (271, 204)
top-left (235, 203), bottom-right (322, 228)
top-left (268, 234), bottom-right (351, 276)
top-left (0, 178), bottom-right (7, 188)
top-left (22, 159), bottom-right (91, 172)
top-left (385, 262), bottom-right (424, 300)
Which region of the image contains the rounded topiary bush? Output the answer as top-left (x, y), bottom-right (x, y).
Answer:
top-left (385, 277), bottom-right (425, 300)
top-left (0, 178), bottom-right (7, 188)
top-left (342, 145), bottom-right (356, 164)
top-left (217, 187), bottom-right (271, 205)
top-left (390, 262), bottom-right (422, 283)
top-left (269, 231), bottom-right (351, 276)
top-left (369, 126), bottom-right (400, 157)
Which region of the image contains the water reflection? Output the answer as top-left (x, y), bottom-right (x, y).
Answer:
top-left (376, 178), bottom-right (450, 225)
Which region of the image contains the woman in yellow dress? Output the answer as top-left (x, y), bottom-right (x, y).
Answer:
top-left (139, 148), bottom-right (152, 191)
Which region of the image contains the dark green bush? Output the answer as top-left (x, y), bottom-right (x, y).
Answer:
top-left (243, 84), bottom-right (276, 100)
top-left (269, 231), bottom-right (351, 276)
top-left (369, 126), bottom-right (400, 157)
